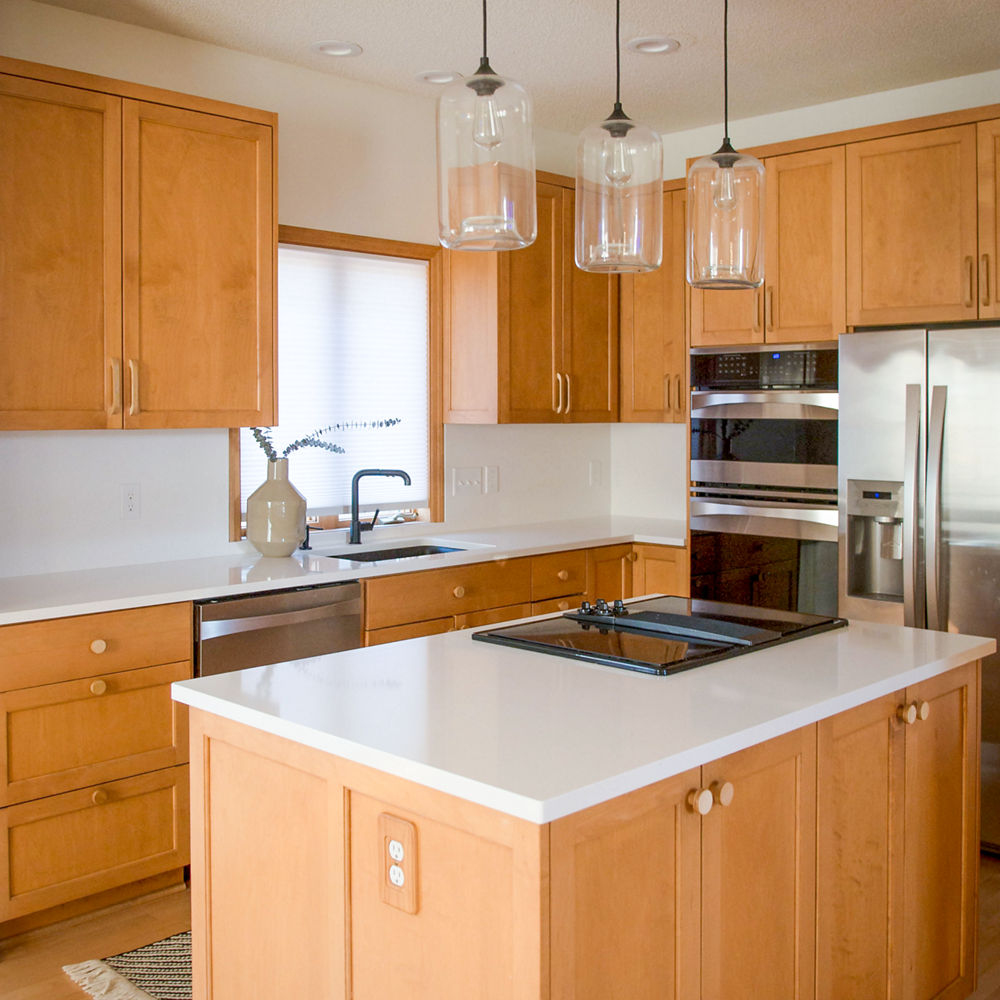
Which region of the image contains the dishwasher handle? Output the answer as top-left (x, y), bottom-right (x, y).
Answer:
top-left (198, 600), bottom-right (361, 639)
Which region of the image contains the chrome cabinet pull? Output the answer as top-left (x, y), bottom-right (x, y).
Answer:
top-left (751, 290), bottom-right (762, 333)
top-left (109, 359), bottom-right (122, 416)
top-left (554, 372), bottom-right (564, 414)
top-left (664, 374), bottom-right (671, 411)
top-left (765, 287), bottom-right (774, 331)
top-left (674, 375), bottom-right (683, 415)
top-left (565, 373), bottom-right (571, 415)
top-left (127, 359), bottom-right (140, 416)
top-left (964, 256), bottom-right (975, 308)
top-left (983, 254), bottom-right (992, 307)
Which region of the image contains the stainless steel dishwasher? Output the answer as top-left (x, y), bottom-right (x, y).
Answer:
top-left (194, 580), bottom-right (362, 676)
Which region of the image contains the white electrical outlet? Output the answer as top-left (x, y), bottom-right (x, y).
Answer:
top-left (451, 466), bottom-right (484, 496)
top-left (120, 483), bottom-right (141, 520)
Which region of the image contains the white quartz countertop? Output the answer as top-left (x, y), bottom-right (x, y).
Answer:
top-left (172, 614), bottom-right (995, 823)
top-left (0, 516), bottom-right (685, 625)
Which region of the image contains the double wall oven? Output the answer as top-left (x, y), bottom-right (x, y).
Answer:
top-left (689, 344), bottom-right (839, 617)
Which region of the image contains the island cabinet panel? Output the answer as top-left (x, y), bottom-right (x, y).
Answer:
top-left (549, 769), bottom-right (701, 1000)
top-left (815, 661), bottom-right (979, 1000)
top-left (700, 725), bottom-right (817, 1000)
top-left (846, 125), bottom-right (980, 326)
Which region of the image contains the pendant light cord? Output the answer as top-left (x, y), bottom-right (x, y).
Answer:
top-left (723, 0), bottom-right (729, 142)
top-left (482, 0), bottom-right (488, 60)
top-left (615, 0), bottom-right (621, 106)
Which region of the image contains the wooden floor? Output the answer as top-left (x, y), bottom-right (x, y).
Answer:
top-left (2, 856), bottom-right (1000, 998)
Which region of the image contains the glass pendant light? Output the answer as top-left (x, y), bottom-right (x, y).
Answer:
top-left (686, 0), bottom-right (764, 288)
top-left (575, 0), bottom-right (663, 273)
top-left (436, 0), bottom-right (536, 250)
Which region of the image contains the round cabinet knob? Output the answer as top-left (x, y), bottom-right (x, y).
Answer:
top-left (89, 679), bottom-right (108, 696)
top-left (897, 703), bottom-right (918, 725)
top-left (557, 601), bottom-right (569, 611)
top-left (452, 585), bottom-right (466, 599)
top-left (917, 700), bottom-right (930, 721)
top-left (627, 552), bottom-right (639, 563)
top-left (687, 788), bottom-right (714, 816)
top-left (90, 638), bottom-right (107, 654)
top-left (557, 569), bottom-right (569, 581)
top-left (91, 788), bottom-right (109, 806)
top-left (711, 780), bottom-right (735, 808)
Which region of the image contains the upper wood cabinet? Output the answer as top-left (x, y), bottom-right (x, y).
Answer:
top-left (691, 146), bottom-right (846, 347)
top-left (0, 60), bottom-right (276, 431)
top-left (444, 175), bottom-right (618, 424)
top-left (979, 118), bottom-right (1000, 320)
top-left (619, 188), bottom-right (687, 422)
top-left (846, 125), bottom-right (979, 326)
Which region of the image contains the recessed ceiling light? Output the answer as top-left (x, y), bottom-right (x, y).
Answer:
top-left (315, 40), bottom-right (363, 57)
top-left (626, 36), bottom-right (681, 55)
top-left (416, 70), bottom-right (462, 85)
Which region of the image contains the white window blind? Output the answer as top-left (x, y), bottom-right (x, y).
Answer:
top-left (240, 244), bottom-right (429, 515)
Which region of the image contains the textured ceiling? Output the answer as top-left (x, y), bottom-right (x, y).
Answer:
top-left (35, 0), bottom-right (1000, 134)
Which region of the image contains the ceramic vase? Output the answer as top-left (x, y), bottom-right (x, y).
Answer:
top-left (246, 458), bottom-right (307, 557)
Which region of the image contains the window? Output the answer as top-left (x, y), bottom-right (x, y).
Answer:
top-left (231, 227), bottom-right (443, 536)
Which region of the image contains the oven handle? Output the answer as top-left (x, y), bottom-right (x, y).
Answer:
top-left (690, 390), bottom-right (839, 420)
top-left (689, 499), bottom-right (839, 542)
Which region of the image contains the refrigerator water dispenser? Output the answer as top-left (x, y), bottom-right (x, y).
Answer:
top-left (845, 479), bottom-right (905, 601)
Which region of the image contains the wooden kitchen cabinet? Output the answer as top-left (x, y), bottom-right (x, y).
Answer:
top-left (0, 602), bottom-right (193, 928)
top-left (846, 125), bottom-right (980, 326)
top-left (0, 58), bottom-right (276, 431)
top-left (586, 544), bottom-right (635, 602)
top-left (816, 661), bottom-right (979, 1000)
top-left (444, 172), bottom-right (618, 424)
top-left (619, 187), bottom-right (688, 422)
top-left (690, 146), bottom-right (845, 347)
top-left (632, 543), bottom-right (690, 598)
top-left (979, 118), bottom-right (1000, 320)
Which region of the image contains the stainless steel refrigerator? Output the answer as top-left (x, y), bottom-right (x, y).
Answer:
top-left (838, 326), bottom-right (1000, 850)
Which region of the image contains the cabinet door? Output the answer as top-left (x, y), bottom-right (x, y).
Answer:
top-left (632, 544), bottom-right (689, 598)
top-left (550, 768), bottom-right (701, 1000)
top-left (979, 119), bottom-right (1000, 320)
top-left (765, 147), bottom-right (845, 343)
top-left (902, 662), bottom-right (978, 1000)
top-left (816, 692), bottom-right (905, 1000)
top-left (846, 125), bottom-right (979, 326)
top-left (701, 726), bottom-right (816, 1000)
top-left (562, 189), bottom-right (619, 422)
top-left (500, 182), bottom-right (563, 422)
top-left (689, 286), bottom-right (760, 348)
top-left (620, 190), bottom-right (687, 422)
top-left (0, 75), bottom-right (121, 430)
top-left (122, 101), bottom-right (275, 428)
top-left (586, 544), bottom-right (634, 602)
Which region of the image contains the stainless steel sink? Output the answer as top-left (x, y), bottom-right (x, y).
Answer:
top-left (320, 544), bottom-right (464, 563)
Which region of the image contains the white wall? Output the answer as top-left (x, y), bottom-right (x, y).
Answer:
top-left (1, 0), bottom-right (998, 577)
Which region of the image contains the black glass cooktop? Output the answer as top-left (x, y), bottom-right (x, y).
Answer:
top-left (472, 596), bottom-right (847, 675)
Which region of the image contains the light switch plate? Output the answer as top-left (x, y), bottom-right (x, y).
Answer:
top-left (378, 812), bottom-right (418, 914)
top-left (451, 466), bottom-right (483, 496)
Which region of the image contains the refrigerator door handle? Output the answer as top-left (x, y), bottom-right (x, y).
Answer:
top-left (926, 385), bottom-right (947, 631)
top-left (903, 383), bottom-right (923, 628)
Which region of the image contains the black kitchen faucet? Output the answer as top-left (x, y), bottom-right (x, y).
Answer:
top-left (348, 469), bottom-right (411, 544)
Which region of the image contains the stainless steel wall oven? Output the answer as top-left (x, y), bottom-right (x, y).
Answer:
top-left (689, 343), bottom-right (839, 617)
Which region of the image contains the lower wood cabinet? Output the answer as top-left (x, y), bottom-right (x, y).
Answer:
top-left (0, 602), bottom-right (193, 929)
top-left (632, 542), bottom-right (690, 598)
top-left (816, 661), bottom-right (979, 1000)
top-left (187, 660), bottom-right (980, 1000)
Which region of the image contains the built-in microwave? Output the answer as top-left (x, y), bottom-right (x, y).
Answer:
top-left (689, 343), bottom-right (839, 616)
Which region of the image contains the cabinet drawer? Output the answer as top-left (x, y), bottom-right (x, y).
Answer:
top-left (365, 618), bottom-right (454, 647)
top-left (0, 764), bottom-right (190, 921)
top-left (364, 559), bottom-right (531, 630)
top-left (0, 603), bottom-right (192, 690)
top-left (531, 549), bottom-right (588, 602)
top-left (0, 660), bottom-right (190, 806)
top-left (530, 596), bottom-right (577, 615)
top-left (455, 603), bottom-right (533, 630)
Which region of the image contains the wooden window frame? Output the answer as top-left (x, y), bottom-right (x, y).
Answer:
top-left (229, 225), bottom-right (445, 539)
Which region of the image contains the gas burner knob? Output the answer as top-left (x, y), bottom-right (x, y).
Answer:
top-left (579, 601), bottom-right (592, 614)
top-left (595, 599), bottom-right (610, 615)
top-left (612, 599), bottom-right (626, 615)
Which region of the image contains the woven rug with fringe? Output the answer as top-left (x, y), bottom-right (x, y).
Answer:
top-left (62, 930), bottom-right (192, 1000)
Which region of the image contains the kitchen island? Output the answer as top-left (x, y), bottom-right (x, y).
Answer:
top-left (172, 615), bottom-right (993, 1000)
